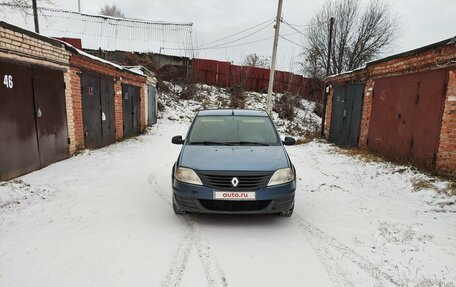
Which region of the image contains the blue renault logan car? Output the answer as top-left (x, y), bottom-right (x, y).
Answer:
top-left (171, 109), bottom-right (296, 217)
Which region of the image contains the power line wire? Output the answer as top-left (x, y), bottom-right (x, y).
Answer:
top-left (163, 35), bottom-right (273, 51)
top-left (280, 35), bottom-right (305, 49)
top-left (281, 19), bottom-right (306, 36)
top-left (162, 27), bottom-right (305, 51)
top-left (162, 18), bottom-right (318, 52)
top-left (197, 20), bottom-right (273, 49)
top-left (197, 18), bottom-right (274, 48)
top-left (281, 18), bottom-right (330, 28)
top-left (163, 21), bottom-right (274, 51)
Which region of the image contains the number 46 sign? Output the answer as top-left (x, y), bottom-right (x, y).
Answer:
top-left (3, 75), bottom-right (13, 89)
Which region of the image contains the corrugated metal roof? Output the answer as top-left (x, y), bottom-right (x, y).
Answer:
top-left (0, 5), bottom-right (194, 58)
top-left (0, 20), bottom-right (146, 77)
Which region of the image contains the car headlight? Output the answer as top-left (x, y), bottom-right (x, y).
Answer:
top-left (175, 167), bottom-right (203, 185)
top-left (267, 168), bottom-right (294, 186)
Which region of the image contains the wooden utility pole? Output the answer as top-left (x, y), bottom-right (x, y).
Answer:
top-left (320, 17), bottom-right (335, 137)
top-left (32, 0), bottom-right (39, 33)
top-left (266, 0), bottom-right (283, 115)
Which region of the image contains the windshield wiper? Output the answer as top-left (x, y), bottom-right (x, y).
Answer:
top-left (189, 141), bottom-right (235, 146)
top-left (233, 141), bottom-right (271, 146)
top-left (190, 141), bottom-right (270, 146)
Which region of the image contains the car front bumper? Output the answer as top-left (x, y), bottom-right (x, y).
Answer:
top-left (172, 178), bottom-right (296, 214)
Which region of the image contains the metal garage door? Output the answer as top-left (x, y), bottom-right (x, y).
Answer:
top-left (147, 84), bottom-right (157, 126)
top-left (0, 60), bottom-right (69, 180)
top-left (368, 69), bottom-right (447, 169)
top-left (122, 84), bottom-right (141, 137)
top-left (0, 61), bottom-right (40, 180)
top-left (81, 73), bottom-right (116, 149)
top-left (100, 78), bottom-right (116, 146)
top-left (329, 83), bottom-right (365, 147)
top-left (32, 66), bottom-right (69, 167)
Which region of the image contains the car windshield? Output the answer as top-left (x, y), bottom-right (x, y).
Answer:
top-left (188, 115), bottom-right (280, 146)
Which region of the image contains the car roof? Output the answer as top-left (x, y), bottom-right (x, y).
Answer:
top-left (197, 109), bottom-right (269, 117)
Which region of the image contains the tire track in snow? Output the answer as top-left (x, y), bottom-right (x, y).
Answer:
top-left (160, 223), bottom-right (194, 286)
top-left (293, 215), bottom-right (354, 287)
top-left (294, 214), bottom-right (399, 287)
top-left (148, 165), bottom-right (227, 287)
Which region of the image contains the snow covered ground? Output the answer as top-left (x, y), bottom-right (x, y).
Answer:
top-left (1, 87), bottom-right (455, 287)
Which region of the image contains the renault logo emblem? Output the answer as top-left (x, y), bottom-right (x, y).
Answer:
top-left (231, 177), bottom-right (239, 187)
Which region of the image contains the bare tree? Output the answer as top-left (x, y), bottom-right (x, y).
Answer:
top-left (300, 0), bottom-right (400, 79)
top-left (0, 0), bottom-right (54, 14)
top-left (100, 4), bottom-right (125, 18)
top-left (0, 0), bottom-right (52, 6)
top-left (243, 53), bottom-right (270, 68)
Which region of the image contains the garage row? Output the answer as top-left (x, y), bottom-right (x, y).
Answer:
top-left (325, 37), bottom-right (456, 176)
top-left (0, 21), bottom-right (158, 180)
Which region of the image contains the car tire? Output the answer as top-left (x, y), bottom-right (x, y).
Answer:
top-left (278, 203), bottom-right (294, 217)
top-left (172, 195), bottom-right (186, 215)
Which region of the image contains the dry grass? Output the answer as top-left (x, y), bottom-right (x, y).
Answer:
top-left (334, 147), bottom-right (456, 197)
top-left (296, 137), bottom-right (313, 145)
top-left (157, 99), bottom-right (165, 112)
top-left (442, 181), bottom-right (456, 196)
top-left (283, 111), bottom-right (320, 143)
top-left (411, 177), bottom-right (456, 196)
top-left (274, 93), bottom-right (302, 121)
top-left (336, 147), bottom-right (385, 163)
top-left (416, 277), bottom-right (455, 287)
top-left (179, 83), bottom-right (198, 100)
top-left (227, 85), bottom-right (246, 109)
top-left (411, 177), bottom-right (436, 192)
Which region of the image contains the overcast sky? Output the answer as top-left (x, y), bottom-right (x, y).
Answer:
top-left (45, 0), bottom-right (456, 72)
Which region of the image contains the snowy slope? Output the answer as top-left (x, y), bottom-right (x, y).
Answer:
top-left (158, 83), bottom-right (321, 139)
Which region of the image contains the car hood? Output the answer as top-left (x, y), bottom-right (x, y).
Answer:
top-left (179, 145), bottom-right (289, 172)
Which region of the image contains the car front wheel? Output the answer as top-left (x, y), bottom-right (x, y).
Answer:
top-left (278, 203), bottom-right (294, 217)
top-left (172, 195), bottom-right (186, 215)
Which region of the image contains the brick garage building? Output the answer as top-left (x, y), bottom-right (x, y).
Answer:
top-left (324, 37), bottom-right (456, 176)
top-left (0, 21), bottom-right (148, 180)
top-left (62, 45), bottom-right (147, 150)
top-left (0, 21), bottom-right (73, 180)
top-left (123, 66), bottom-right (158, 126)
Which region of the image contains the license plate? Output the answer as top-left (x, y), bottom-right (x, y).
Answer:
top-left (213, 191), bottom-right (256, 200)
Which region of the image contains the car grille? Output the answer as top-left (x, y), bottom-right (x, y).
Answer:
top-left (199, 199), bottom-right (271, 212)
top-left (197, 172), bottom-right (273, 190)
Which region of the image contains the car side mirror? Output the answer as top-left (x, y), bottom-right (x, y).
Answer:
top-left (172, 135), bottom-right (184, 145)
top-left (283, 136), bottom-right (296, 146)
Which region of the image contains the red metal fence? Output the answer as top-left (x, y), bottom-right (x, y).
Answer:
top-left (191, 58), bottom-right (324, 103)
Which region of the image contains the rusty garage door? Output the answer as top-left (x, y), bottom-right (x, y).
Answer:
top-left (0, 61), bottom-right (40, 180)
top-left (122, 84), bottom-right (141, 138)
top-left (0, 60), bottom-right (69, 180)
top-left (81, 73), bottom-right (116, 149)
top-left (32, 66), bottom-right (69, 167)
top-left (329, 83), bottom-right (365, 147)
top-left (368, 69), bottom-right (447, 169)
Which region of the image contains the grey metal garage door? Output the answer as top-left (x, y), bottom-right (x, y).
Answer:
top-left (122, 84), bottom-right (141, 138)
top-left (81, 73), bottom-right (116, 149)
top-left (329, 83), bottom-right (365, 147)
